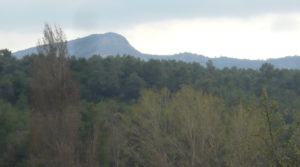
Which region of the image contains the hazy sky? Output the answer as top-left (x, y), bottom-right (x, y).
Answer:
top-left (2, 0), bottom-right (300, 59)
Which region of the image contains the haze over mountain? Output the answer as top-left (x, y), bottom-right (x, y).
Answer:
top-left (13, 32), bottom-right (300, 69)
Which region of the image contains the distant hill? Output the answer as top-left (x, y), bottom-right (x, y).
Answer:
top-left (13, 32), bottom-right (300, 69)
top-left (14, 32), bottom-right (142, 58)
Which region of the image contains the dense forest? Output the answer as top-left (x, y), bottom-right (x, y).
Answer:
top-left (0, 25), bottom-right (300, 167)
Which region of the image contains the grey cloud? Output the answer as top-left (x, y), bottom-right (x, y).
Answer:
top-left (2, 0), bottom-right (300, 31)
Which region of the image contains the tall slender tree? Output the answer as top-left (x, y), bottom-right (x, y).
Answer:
top-left (28, 24), bottom-right (81, 167)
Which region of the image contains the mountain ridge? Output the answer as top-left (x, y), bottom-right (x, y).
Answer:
top-left (13, 32), bottom-right (300, 69)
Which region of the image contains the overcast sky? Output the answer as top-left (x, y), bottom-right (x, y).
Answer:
top-left (2, 0), bottom-right (300, 59)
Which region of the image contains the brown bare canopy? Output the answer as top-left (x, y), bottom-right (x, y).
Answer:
top-left (28, 24), bottom-right (81, 167)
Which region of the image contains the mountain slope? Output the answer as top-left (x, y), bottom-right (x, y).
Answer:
top-left (68, 33), bottom-right (142, 57)
top-left (14, 32), bottom-right (142, 58)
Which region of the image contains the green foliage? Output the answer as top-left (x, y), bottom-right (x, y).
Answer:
top-left (0, 49), bottom-right (28, 104)
top-left (96, 87), bottom-right (300, 167)
top-left (0, 100), bottom-right (28, 167)
top-left (0, 51), bottom-right (300, 166)
top-left (1, 52), bottom-right (300, 112)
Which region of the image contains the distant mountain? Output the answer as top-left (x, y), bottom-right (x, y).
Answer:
top-left (13, 32), bottom-right (300, 69)
top-left (14, 32), bottom-right (142, 58)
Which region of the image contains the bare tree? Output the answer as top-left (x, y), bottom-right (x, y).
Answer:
top-left (28, 24), bottom-right (81, 167)
top-left (124, 87), bottom-right (226, 167)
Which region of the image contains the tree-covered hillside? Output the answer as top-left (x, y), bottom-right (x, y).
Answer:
top-left (3, 48), bottom-right (300, 110)
top-left (0, 46), bottom-right (300, 166)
